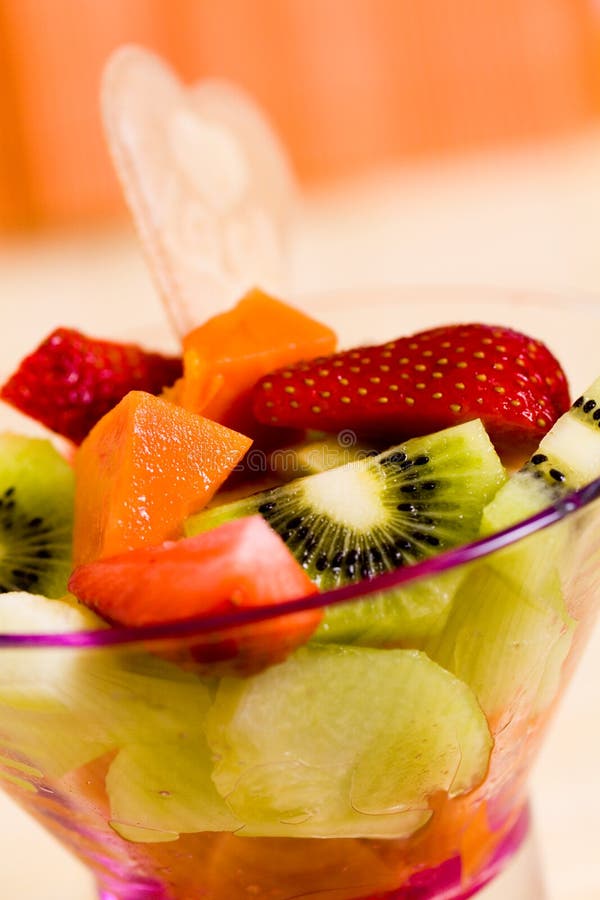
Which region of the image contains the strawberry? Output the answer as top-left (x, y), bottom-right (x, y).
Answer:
top-left (1, 328), bottom-right (182, 445)
top-left (252, 323), bottom-right (570, 454)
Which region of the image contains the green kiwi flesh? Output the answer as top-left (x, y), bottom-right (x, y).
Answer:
top-left (0, 434), bottom-right (74, 598)
top-left (187, 419), bottom-right (506, 591)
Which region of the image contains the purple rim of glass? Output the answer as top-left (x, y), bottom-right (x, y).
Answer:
top-left (2, 476), bottom-right (600, 649)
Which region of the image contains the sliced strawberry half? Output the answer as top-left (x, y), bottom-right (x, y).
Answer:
top-left (69, 516), bottom-right (321, 675)
top-left (253, 323), bottom-right (569, 454)
top-left (1, 328), bottom-right (182, 444)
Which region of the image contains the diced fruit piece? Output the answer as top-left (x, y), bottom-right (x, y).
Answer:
top-left (72, 651), bottom-right (218, 754)
top-left (207, 645), bottom-right (492, 838)
top-left (253, 322), bottom-right (569, 455)
top-left (0, 592), bottom-right (110, 776)
top-left (479, 375), bottom-right (600, 606)
top-left (426, 561), bottom-right (575, 719)
top-left (58, 648), bottom-right (241, 841)
top-left (69, 517), bottom-right (321, 672)
top-left (0, 434), bottom-right (75, 598)
top-left (73, 391), bottom-right (251, 565)
top-left (544, 383), bottom-right (600, 481)
top-left (0, 591), bottom-right (106, 710)
top-left (187, 419), bottom-right (505, 590)
top-left (204, 835), bottom-right (402, 900)
top-left (107, 737), bottom-right (241, 842)
top-left (1, 328), bottom-right (182, 445)
top-left (268, 434), bottom-right (377, 482)
top-left (172, 289), bottom-right (336, 439)
top-left (70, 516), bottom-right (318, 626)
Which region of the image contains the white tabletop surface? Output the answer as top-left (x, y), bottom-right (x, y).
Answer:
top-left (3, 128), bottom-right (600, 898)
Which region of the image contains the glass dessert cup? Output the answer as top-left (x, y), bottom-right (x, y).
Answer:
top-left (1, 288), bottom-right (599, 900)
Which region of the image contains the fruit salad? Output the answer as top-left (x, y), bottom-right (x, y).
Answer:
top-left (1, 287), bottom-right (600, 900)
top-left (2, 42), bottom-right (600, 900)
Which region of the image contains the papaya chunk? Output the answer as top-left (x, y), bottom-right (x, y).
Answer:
top-left (73, 391), bottom-right (251, 565)
top-left (173, 289), bottom-right (337, 437)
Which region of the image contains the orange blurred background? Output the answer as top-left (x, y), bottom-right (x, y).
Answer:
top-left (1, 0), bottom-right (600, 232)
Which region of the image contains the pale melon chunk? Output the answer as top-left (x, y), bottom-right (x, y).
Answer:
top-left (0, 592), bottom-right (217, 781)
top-left (0, 592), bottom-right (111, 775)
top-left (107, 734), bottom-right (240, 842)
top-left (459, 382), bottom-right (600, 720)
top-left (70, 651), bottom-right (215, 747)
top-left (207, 645), bottom-right (492, 838)
top-left (0, 592), bottom-right (106, 711)
top-left (427, 559), bottom-right (574, 718)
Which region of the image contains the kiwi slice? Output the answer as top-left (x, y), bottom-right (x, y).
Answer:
top-left (0, 434), bottom-right (74, 598)
top-left (187, 419), bottom-right (506, 591)
top-left (314, 575), bottom-right (459, 647)
top-left (85, 654), bottom-right (242, 840)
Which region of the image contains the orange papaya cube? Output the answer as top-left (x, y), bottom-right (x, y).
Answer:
top-left (73, 390), bottom-right (252, 565)
top-left (176, 288), bottom-right (337, 435)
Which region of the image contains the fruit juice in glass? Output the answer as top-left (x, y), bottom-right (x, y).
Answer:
top-left (0, 289), bottom-right (600, 899)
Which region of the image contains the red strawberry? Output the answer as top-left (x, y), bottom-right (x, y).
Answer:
top-left (252, 323), bottom-right (569, 454)
top-left (1, 328), bottom-right (182, 444)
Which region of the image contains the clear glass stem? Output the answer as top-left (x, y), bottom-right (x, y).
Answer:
top-left (477, 825), bottom-right (547, 900)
